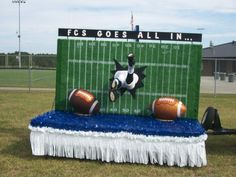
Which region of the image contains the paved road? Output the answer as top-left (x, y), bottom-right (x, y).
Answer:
top-left (200, 76), bottom-right (236, 94)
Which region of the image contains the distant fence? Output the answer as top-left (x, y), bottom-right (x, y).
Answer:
top-left (0, 54), bottom-right (235, 94)
top-left (202, 58), bottom-right (236, 76)
top-left (0, 54), bottom-right (56, 90)
top-left (0, 54), bottom-right (56, 69)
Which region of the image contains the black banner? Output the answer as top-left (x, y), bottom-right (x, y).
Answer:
top-left (58, 28), bottom-right (202, 42)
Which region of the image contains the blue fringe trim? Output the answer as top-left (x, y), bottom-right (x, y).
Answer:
top-left (30, 111), bottom-right (205, 137)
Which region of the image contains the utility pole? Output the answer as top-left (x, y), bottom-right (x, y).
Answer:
top-left (12, 0), bottom-right (26, 68)
top-left (210, 41), bottom-right (217, 97)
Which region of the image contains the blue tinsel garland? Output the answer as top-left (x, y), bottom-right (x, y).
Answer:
top-left (30, 111), bottom-right (205, 137)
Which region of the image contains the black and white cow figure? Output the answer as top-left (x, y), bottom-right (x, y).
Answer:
top-left (109, 53), bottom-right (146, 102)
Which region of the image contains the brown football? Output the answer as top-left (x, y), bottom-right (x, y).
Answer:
top-left (68, 89), bottom-right (100, 115)
top-left (151, 97), bottom-right (187, 121)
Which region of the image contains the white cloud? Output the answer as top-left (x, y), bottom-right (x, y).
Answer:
top-left (205, 32), bottom-right (236, 38)
top-left (149, 0), bottom-right (236, 14)
top-left (1, 0), bottom-right (236, 53)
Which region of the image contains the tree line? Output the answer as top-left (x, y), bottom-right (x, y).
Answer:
top-left (0, 52), bottom-right (56, 69)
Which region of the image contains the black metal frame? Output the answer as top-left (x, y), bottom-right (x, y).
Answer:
top-left (201, 107), bottom-right (236, 135)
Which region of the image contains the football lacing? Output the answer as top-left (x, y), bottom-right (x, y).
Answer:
top-left (158, 97), bottom-right (175, 103)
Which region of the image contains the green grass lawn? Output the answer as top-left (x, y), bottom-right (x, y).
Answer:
top-left (0, 91), bottom-right (235, 177)
top-left (0, 69), bottom-right (56, 88)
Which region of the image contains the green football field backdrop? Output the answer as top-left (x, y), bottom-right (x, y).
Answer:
top-left (55, 39), bottom-right (202, 118)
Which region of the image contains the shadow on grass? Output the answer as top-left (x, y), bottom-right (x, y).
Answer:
top-left (2, 137), bottom-right (33, 159)
top-left (0, 127), bottom-right (33, 160)
top-left (206, 135), bottom-right (236, 155)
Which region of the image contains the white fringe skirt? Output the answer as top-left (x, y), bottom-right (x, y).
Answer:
top-left (29, 125), bottom-right (207, 167)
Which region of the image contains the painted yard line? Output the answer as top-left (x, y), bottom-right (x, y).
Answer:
top-left (124, 42), bottom-right (130, 114)
top-left (89, 89), bottom-right (187, 98)
top-left (161, 47), bottom-right (166, 96)
top-left (72, 40), bottom-right (76, 88)
top-left (106, 41), bottom-right (112, 112)
top-left (149, 44), bottom-right (154, 105)
top-left (68, 59), bottom-right (189, 69)
top-left (167, 44), bottom-right (172, 94)
top-left (65, 40), bottom-right (71, 110)
top-left (136, 43), bottom-right (142, 114)
top-left (90, 41), bottom-right (94, 91)
top-left (118, 42), bottom-right (124, 114)
top-left (78, 40), bottom-right (82, 89)
top-left (130, 43), bottom-right (136, 115)
top-left (101, 42), bottom-right (106, 106)
top-left (84, 40), bottom-right (88, 89)
top-left (185, 45), bottom-right (192, 107)
top-left (96, 41), bottom-right (100, 98)
top-left (173, 45), bottom-right (179, 93)
top-left (154, 43), bottom-right (160, 100)
top-left (112, 41), bottom-right (118, 113)
top-left (142, 43), bottom-right (148, 115)
top-left (180, 45), bottom-right (185, 98)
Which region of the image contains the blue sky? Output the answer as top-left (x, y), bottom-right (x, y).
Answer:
top-left (1, 0), bottom-right (236, 53)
